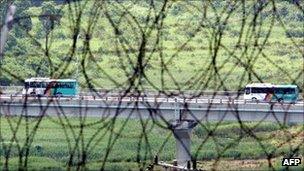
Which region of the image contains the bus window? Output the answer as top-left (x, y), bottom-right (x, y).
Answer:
top-left (274, 88), bottom-right (284, 94)
top-left (268, 88), bottom-right (274, 94)
top-left (29, 82), bottom-right (41, 88)
top-left (60, 82), bottom-right (74, 89)
top-left (51, 82), bottom-right (57, 88)
top-left (58, 83), bottom-right (62, 88)
top-left (274, 88), bottom-right (295, 94)
top-left (68, 82), bottom-right (75, 88)
top-left (245, 88), bottom-right (250, 94)
top-left (286, 88), bottom-right (295, 94)
top-left (49, 82), bottom-right (56, 88)
top-left (66, 82), bottom-right (71, 88)
top-left (41, 82), bottom-right (48, 88)
top-left (58, 82), bottom-right (62, 88)
top-left (62, 82), bottom-right (68, 88)
top-left (56, 82), bottom-right (61, 88)
top-left (29, 82), bottom-right (35, 88)
top-left (252, 88), bottom-right (264, 93)
top-left (251, 87), bottom-right (274, 94)
top-left (251, 88), bottom-right (258, 93)
top-left (24, 82), bottom-right (29, 88)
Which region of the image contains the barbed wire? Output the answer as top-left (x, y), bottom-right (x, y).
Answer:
top-left (0, 0), bottom-right (303, 170)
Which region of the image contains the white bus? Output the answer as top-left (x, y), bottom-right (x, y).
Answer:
top-left (22, 77), bottom-right (78, 97)
top-left (244, 83), bottom-right (299, 102)
top-left (22, 77), bottom-right (50, 96)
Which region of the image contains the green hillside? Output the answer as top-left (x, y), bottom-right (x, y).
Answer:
top-left (0, 0), bottom-right (303, 91)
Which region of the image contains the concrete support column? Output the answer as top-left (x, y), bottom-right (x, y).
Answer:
top-left (174, 127), bottom-right (192, 167)
top-left (171, 120), bottom-right (198, 168)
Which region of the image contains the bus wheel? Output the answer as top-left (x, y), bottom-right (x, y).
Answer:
top-left (252, 97), bottom-right (257, 102)
top-left (278, 98), bottom-right (283, 103)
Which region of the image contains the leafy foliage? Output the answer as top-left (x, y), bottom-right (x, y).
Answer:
top-left (38, 2), bottom-right (62, 36)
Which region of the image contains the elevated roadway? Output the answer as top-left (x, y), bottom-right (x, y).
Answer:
top-left (0, 95), bottom-right (303, 124)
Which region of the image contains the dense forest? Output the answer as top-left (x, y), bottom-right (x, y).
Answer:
top-left (0, 0), bottom-right (303, 91)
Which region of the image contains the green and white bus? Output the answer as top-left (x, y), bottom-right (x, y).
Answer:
top-left (22, 78), bottom-right (78, 97)
top-left (244, 83), bottom-right (299, 103)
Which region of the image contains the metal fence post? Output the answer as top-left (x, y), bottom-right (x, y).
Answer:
top-left (174, 98), bottom-right (180, 120)
top-left (173, 160), bottom-right (177, 171)
top-left (192, 158), bottom-right (197, 170)
top-left (187, 160), bottom-right (191, 169)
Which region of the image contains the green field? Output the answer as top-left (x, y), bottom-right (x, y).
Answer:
top-left (0, 1), bottom-right (303, 91)
top-left (0, 116), bottom-right (303, 170)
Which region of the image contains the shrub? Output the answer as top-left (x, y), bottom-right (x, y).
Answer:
top-left (223, 150), bottom-right (241, 159)
top-left (194, 126), bottom-right (208, 138)
top-left (33, 145), bottom-right (44, 156)
top-left (198, 150), bottom-right (217, 160)
top-left (249, 122), bottom-right (280, 132)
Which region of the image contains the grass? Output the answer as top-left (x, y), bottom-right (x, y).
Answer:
top-left (0, 116), bottom-right (303, 170)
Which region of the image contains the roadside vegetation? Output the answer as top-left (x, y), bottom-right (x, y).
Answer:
top-left (0, 116), bottom-right (303, 170)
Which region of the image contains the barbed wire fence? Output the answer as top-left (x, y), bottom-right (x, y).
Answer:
top-left (0, 0), bottom-right (303, 170)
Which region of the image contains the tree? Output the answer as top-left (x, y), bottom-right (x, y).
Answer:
top-left (39, 2), bottom-right (62, 35)
top-left (1, 0), bottom-right (33, 38)
top-left (13, 11), bottom-right (32, 38)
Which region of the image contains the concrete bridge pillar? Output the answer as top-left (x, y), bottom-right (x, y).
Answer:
top-left (171, 120), bottom-right (198, 168)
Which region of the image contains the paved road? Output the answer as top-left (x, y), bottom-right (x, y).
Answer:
top-left (0, 94), bottom-right (303, 104)
top-left (0, 95), bottom-right (303, 124)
